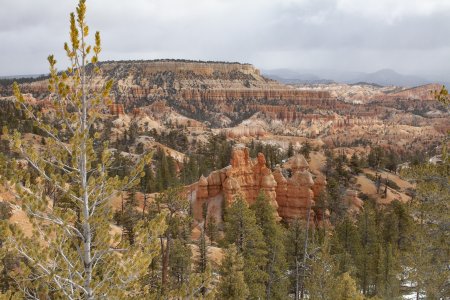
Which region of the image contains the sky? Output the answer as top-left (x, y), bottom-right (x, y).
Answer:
top-left (1, 0), bottom-right (450, 81)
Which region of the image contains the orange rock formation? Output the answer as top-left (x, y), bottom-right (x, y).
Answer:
top-left (191, 146), bottom-right (328, 225)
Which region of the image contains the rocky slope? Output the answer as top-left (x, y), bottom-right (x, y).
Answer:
top-left (2, 60), bottom-right (447, 157)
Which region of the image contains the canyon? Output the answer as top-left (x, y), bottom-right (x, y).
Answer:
top-left (0, 60), bottom-right (447, 225)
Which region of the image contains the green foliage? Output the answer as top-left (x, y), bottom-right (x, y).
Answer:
top-left (285, 218), bottom-right (307, 298)
top-left (146, 187), bottom-right (194, 297)
top-left (206, 214), bottom-right (218, 244)
top-left (0, 1), bottom-right (167, 298)
top-left (401, 123), bottom-right (449, 298)
top-left (251, 192), bottom-right (288, 299)
top-left (223, 197), bottom-right (268, 299)
top-left (354, 201), bottom-right (379, 295)
top-left (305, 240), bottom-right (338, 300)
top-left (287, 142), bottom-right (295, 157)
top-left (204, 133), bottom-right (233, 172)
top-left (247, 140), bottom-right (285, 168)
top-left (334, 272), bottom-right (365, 300)
top-left (326, 177), bottom-right (346, 224)
top-left (216, 244), bottom-right (249, 300)
top-left (332, 217), bottom-right (360, 275)
top-left (350, 152), bottom-right (362, 174)
top-left (300, 141), bottom-right (312, 160)
top-left (169, 239), bottom-right (192, 289)
top-left (368, 146), bottom-right (386, 169)
top-left (0, 202), bottom-right (12, 221)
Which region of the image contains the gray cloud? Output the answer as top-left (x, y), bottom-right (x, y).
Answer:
top-left (1, 0), bottom-right (449, 82)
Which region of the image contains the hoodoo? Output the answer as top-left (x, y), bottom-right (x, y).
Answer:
top-left (190, 145), bottom-right (330, 225)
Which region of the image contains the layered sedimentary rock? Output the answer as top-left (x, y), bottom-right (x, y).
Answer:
top-left (372, 84), bottom-right (443, 102)
top-left (108, 103), bottom-right (125, 115)
top-left (223, 126), bottom-right (266, 138)
top-left (311, 174), bottom-right (330, 227)
top-left (4, 60), bottom-right (338, 127)
top-left (193, 146), bottom-right (279, 224)
top-left (191, 146), bottom-right (325, 225)
top-left (275, 155), bottom-right (315, 222)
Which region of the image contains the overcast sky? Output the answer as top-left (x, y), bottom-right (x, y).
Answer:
top-left (1, 0), bottom-right (450, 80)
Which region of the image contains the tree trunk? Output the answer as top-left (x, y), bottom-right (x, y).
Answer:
top-left (266, 251), bottom-right (275, 300)
top-left (161, 235), bottom-right (171, 290)
top-left (295, 257), bottom-right (300, 300)
top-left (81, 60), bottom-right (93, 300)
top-left (142, 193), bottom-right (147, 218)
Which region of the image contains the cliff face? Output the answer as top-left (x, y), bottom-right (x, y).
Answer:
top-left (101, 61), bottom-right (337, 126)
top-left (373, 84), bottom-right (443, 101)
top-left (4, 60), bottom-right (446, 130)
top-left (190, 145), bottom-right (330, 225)
top-left (6, 60), bottom-right (337, 127)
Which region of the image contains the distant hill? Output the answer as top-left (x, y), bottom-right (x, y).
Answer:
top-left (263, 68), bottom-right (434, 87)
top-left (351, 69), bottom-right (429, 87)
top-left (0, 74), bottom-right (46, 80)
top-left (262, 69), bottom-right (334, 84)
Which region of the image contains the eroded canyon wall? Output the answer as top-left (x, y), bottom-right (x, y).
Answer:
top-left (191, 145), bottom-right (330, 225)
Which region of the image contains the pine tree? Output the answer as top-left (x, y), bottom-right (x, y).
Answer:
top-left (334, 272), bottom-right (365, 300)
top-left (326, 177), bottom-right (346, 224)
top-left (401, 87), bottom-right (449, 299)
top-left (374, 243), bottom-right (399, 299)
top-left (216, 244), bottom-right (249, 300)
top-left (251, 192), bottom-right (288, 299)
top-left (169, 239), bottom-right (192, 290)
top-left (300, 141), bottom-right (312, 160)
top-left (196, 226), bottom-right (208, 297)
top-left (206, 214), bottom-right (218, 245)
top-left (332, 217), bottom-right (360, 275)
top-left (0, 2), bottom-right (167, 298)
top-left (287, 142), bottom-right (295, 157)
top-left (286, 217), bottom-right (312, 300)
top-left (350, 152), bottom-right (362, 174)
top-left (305, 239), bottom-right (338, 300)
top-left (152, 186), bottom-right (192, 296)
top-left (121, 190), bottom-right (141, 245)
top-left (223, 197), bottom-right (268, 300)
top-left (355, 200), bottom-right (378, 296)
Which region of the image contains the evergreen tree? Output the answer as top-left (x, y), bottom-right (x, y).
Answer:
top-left (286, 218), bottom-right (308, 300)
top-left (216, 244), bottom-right (249, 300)
top-left (169, 239), bottom-right (192, 290)
top-left (206, 214), bottom-right (218, 245)
top-left (251, 192), bottom-right (288, 299)
top-left (334, 272), bottom-right (365, 300)
top-left (368, 146), bottom-right (385, 170)
top-left (0, 1), bottom-right (166, 298)
top-left (198, 226), bottom-right (207, 285)
top-left (287, 142), bottom-right (295, 157)
top-left (355, 201), bottom-right (378, 296)
top-left (300, 141), bottom-right (312, 160)
top-left (152, 187), bottom-right (192, 296)
top-left (332, 217), bottom-right (360, 275)
top-left (402, 88), bottom-right (449, 299)
top-left (305, 239), bottom-right (338, 300)
top-left (350, 152), bottom-right (362, 174)
top-left (385, 151), bottom-right (399, 173)
top-left (121, 190), bottom-right (141, 245)
top-left (224, 197), bottom-right (268, 300)
top-left (374, 243), bottom-right (399, 299)
top-left (326, 177), bottom-right (346, 224)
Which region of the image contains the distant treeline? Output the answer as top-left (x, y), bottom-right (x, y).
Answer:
top-left (0, 74), bottom-right (49, 87)
top-left (97, 58), bottom-right (252, 65)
